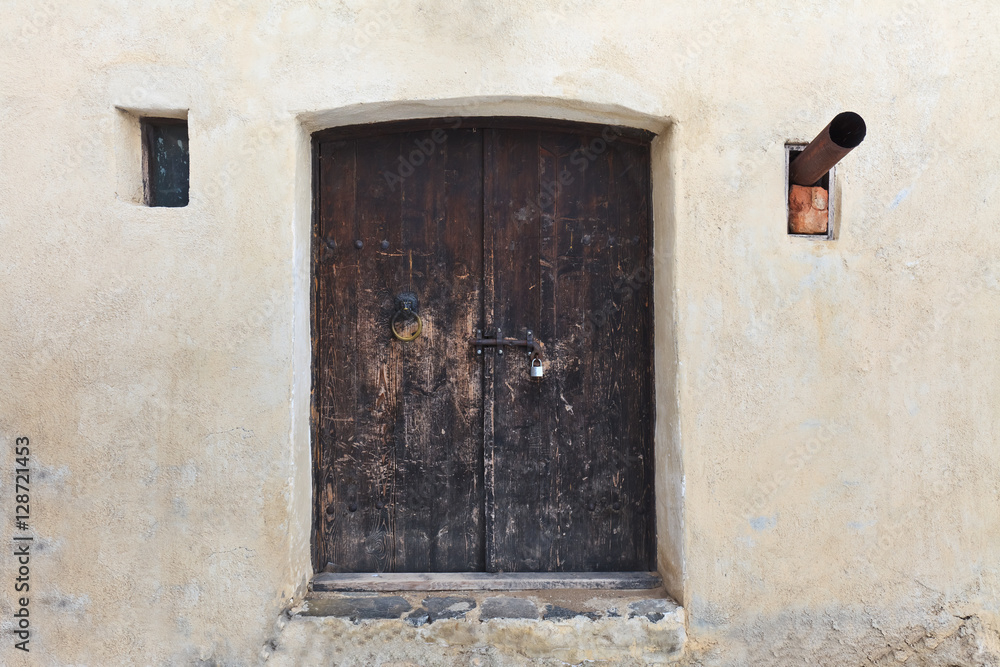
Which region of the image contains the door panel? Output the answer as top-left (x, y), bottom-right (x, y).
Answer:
top-left (487, 128), bottom-right (655, 572)
top-left (313, 119), bottom-right (654, 574)
top-left (483, 128), bottom-right (544, 571)
top-left (393, 129), bottom-right (485, 571)
top-left (313, 129), bottom-right (485, 572)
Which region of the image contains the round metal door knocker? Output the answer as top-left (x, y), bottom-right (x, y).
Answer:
top-left (391, 291), bottom-right (422, 342)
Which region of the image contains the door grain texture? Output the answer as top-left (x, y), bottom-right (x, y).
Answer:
top-left (313, 119), bottom-right (654, 574)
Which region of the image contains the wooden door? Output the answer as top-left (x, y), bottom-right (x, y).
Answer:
top-left (313, 119), bottom-right (654, 574)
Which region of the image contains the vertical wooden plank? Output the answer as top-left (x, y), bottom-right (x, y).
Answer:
top-left (488, 129), bottom-right (544, 572)
top-left (313, 138), bottom-right (366, 571)
top-left (311, 139), bottom-right (330, 572)
top-left (609, 140), bottom-right (655, 566)
top-left (394, 128), bottom-right (485, 571)
top-left (557, 133), bottom-right (654, 570)
top-left (311, 139), bottom-right (323, 571)
top-left (314, 134), bottom-right (405, 573)
top-left (482, 129), bottom-right (498, 572)
top-left (565, 128), bottom-right (619, 570)
top-left (349, 133), bottom-right (405, 572)
top-left (535, 129), bottom-right (583, 571)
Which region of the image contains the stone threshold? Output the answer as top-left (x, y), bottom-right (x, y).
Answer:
top-left (300, 586), bottom-right (681, 625)
top-left (312, 570), bottom-right (662, 592)
top-left (271, 587), bottom-right (686, 665)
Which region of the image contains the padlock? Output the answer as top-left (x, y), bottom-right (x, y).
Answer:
top-left (530, 356), bottom-right (544, 378)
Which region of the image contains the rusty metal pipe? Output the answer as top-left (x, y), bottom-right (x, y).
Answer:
top-left (789, 112), bottom-right (867, 186)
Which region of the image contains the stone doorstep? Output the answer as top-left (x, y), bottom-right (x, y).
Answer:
top-left (298, 588), bottom-right (683, 626)
top-left (275, 590), bottom-right (686, 665)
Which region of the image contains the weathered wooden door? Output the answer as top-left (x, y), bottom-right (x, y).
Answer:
top-left (313, 119), bottom-right (654, 574)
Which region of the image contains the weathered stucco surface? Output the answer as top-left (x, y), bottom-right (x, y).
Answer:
top-left (1, 0), bottom-right (998, 664)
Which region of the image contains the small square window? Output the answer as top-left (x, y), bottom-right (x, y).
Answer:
top-left (142, 118), bottom-right (189, 207)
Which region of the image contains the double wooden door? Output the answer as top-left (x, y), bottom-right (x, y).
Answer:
top-left (312, 118), bottom-right (654, 574)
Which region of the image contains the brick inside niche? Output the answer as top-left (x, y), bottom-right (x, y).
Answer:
top-left (786, 146), bottom-right (831, 237)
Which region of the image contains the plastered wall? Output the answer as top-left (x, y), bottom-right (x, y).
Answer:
top-left (1, 1), bottom-right (998, 664)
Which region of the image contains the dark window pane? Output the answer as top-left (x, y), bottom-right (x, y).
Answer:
top-left (143, 119), bottom-right (189, 207)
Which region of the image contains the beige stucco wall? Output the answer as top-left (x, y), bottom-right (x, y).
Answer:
top-left (1, 0), bottom-right (998, 664)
